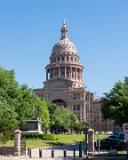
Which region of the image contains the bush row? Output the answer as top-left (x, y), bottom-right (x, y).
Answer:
top-left (22, 133), bottom-right (56, 140)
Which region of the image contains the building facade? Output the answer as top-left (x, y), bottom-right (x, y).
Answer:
top-left (89, 97), bottom-right (119, 133)
top-left (34, 22), bottom-right (115, 132)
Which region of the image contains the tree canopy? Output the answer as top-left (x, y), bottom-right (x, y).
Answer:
top-left (0, 66), bottom-right (78, 137)
top-left (0, 67), bottom-right (50, 137)
top-left (101, 76), bottom-right (128, 126)
top-left (0, 68), bottom-right (31, 133)
top-left (48, 102), bottom-right (77, 133)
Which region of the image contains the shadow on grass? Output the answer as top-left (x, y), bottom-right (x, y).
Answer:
top-left (46, 142), bottom-right (65, 146)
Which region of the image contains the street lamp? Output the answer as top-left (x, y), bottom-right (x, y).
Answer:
top-left (96, 131), bottom-right (98, 145)
top-left (83, 121), bottom-right (88, 156)
top-left (96, 131), bottom-right (100, 153)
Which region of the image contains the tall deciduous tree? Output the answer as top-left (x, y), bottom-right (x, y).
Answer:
top-left (0, 67), bottom-right (38, 136)
top-left (0, 101), bottom-right (18, 139)
top-left (40, 99), bottom-right (50, 131)
top-left (101, 76), bottom-right (128, 126)
top-left (74, 122), bottom-right (84, 134)
top-left (15, 84), bottom-right (35, 127)
top-left (34, 97), bottom-right (50, 132)
top-left (0, 68), bottom-right (19, 106)
top-left (48, 102), bottom-right (77, 133)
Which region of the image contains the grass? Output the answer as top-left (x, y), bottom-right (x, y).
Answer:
top-left (0, 134), bottom-right (127, 159)
top-left (26, 134), bottom-right (85, 149)
top-left (0, 133), bottom-right (108, 149)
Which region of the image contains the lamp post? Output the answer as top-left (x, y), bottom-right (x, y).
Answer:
top-left (96, 131), bottom-right (98, 147)
top-left (83, 121), bottom-right (88, 156)
top-left (96, 131), bottom-right (100, 153)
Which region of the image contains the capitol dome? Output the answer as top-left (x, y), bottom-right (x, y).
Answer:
top-left (51, 22), bottom-right (78, 55)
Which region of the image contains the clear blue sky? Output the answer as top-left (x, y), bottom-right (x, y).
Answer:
top-left (0, 0), bottom-right (128, 98)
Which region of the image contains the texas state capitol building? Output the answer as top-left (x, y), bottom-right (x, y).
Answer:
top-left (34, 22), bottom-right (117, 133)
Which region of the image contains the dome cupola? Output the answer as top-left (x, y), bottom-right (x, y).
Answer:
top-left (52, 22), bottom-right (78, 55)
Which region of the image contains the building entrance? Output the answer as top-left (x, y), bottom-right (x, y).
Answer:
top-left (52, 99), bottom-right (66, 107)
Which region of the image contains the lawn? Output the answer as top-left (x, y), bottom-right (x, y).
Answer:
top-left (0, 133), bottom-right (108, 149)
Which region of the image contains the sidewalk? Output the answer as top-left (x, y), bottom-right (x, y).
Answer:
top-left (0, 146), bottom-right (127, 160)
top-left (0, 156), bottom-right (83, 160)
top-left (0, 155), bottom-right (126, 160)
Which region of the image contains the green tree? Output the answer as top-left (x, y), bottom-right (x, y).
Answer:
top-left (48, 102), bottom-right (77, 133)
top-left (101, 76), bottom-right (128, 126)
top-left (0, 67), bottom-right (38, 137)
top-left (40, 100), bottom-right (50, 132)
top-left (0, 68), bottom-right (19, 138)
top-left (15, 85), bottom-right (35, 127)
top-left (0, 68), bottom-right (19, 106)
top-left (34, 97), bottom-right (50, 132)
top-left (67, 112), bottom-right (77, 134)
top-left (74, 122), bottom-right (84, 134)
top-left (0, 101), bottom-right (18, 141)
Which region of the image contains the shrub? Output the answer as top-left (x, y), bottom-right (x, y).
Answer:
top-left (22, 133), bottom-right (56, 140)
top-left (22, 133), bottom-right (39, 139)
top-left (39, 133), bottom-right (56, 140)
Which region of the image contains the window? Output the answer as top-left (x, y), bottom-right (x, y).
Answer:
top-left (50, 73), bottom-right (53, 78)
top-left (73, 94), bottom-right (80, 100)
top-left (62, 57), bottom-right (64, 61)
top-left (57, 57), bottom-right (60, 61)
top-left (77, 105), bottom-right (80, 110)
top-left (61, 71), bottom-right (65, 77)
top-left (73, 105), bottom-right (80, 111)
top-left (73, 105), bottom-right (76, 110)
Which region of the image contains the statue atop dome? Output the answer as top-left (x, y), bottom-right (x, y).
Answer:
top-left (60, 21), bottom-right (68, 40)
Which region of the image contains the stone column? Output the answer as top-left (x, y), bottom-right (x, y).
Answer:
top-left (46, 70), bottom-right (48, 80)
top-left (80, 104), bottom-right (82, 120)
top-left (14, 130), bottom-right (21, 156)
top-left (78, 69), bottom-right (80, 80)
top-left (70, 67), bottom-right (72, 79)
top-left (82, 104), bottom-right (85, 120)
top-left (59, 66), bottom-right (61, 77)
top-left (80, 69), bottom-right (82, 81)
top-left (88, 129), bottom-right (94, 156)
top-left (76, 68), bottom-right (77, 80)
top-left (81, 69), bottom-right (83, 81)
top-left (65, 66), bottom-right (67, 78)
top-left (53, 68), bottom-right (55, 78)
